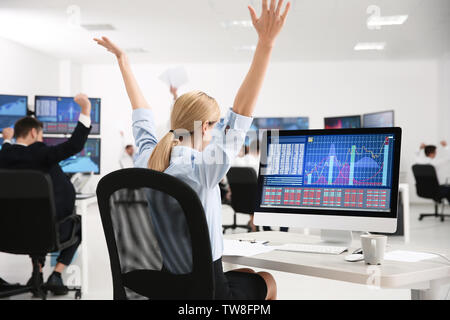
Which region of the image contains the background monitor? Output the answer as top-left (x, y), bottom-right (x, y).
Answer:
top-left (35, 96), bottom-right (101, 134)
top-left (0, 94), bottom-right (28, 131)
top-left (324, 115), bottom-right (361, 129)
top-left (43, 137), bottom-right (101, 174)
top-left (254, 127), bottom-right (402, 233)
top-left (250, 117), bottom-right (309, 131)
top-left (0, 137), bottom-right (3, 151)
top-left (363, 110), bottom-right (395, 128)
top-left (248, 117), bottom-right (309, 145)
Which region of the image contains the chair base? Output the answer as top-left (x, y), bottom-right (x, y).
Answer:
top-left (0, 258), bottom-right (82, 300)
top-left (419, 213), bottom-right (450, 222)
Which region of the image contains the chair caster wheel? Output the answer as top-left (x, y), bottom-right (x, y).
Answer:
top-left (75, 289), bottom-right (82, 300)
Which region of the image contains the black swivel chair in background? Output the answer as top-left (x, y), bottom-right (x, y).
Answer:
top-left (96, 168), bottom-right (214, 300)
top-left (222, 167), bottom-right (258, 233)
top-left (412, 164), bottom-right (450, 222)
top-left (0, 170), bottom-right (82, 299)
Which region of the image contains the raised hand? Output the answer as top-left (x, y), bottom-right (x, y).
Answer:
top-left (2, 127), bottom-right (14, 140)
top-left (248, 0), bottom-right (291, 47)
top-left (170, 85), bottom-right (178, 101)
top-left (74, 93), bottom-right (91, 116)
top-left (94, 36), bottom-right (125, 59)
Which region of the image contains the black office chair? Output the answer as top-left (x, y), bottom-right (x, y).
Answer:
top-left (412, 164), bottom-right (450, 221)
top-left (96, 168), bottom-right (214, 300)
top-left (222, 167), bottom-right (257, 233)
top-left (0, 170), bottom-right (82, 300)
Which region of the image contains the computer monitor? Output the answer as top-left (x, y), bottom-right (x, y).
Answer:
top-left (247, 117), bottom-right (309, 145)
top-left (324, 115), bottom-right (361, 129)
top-left (43, 137), bottom-right (101, 174)
top-left (363, 110), bottom-right (395, 128)
top-left (35, 96), bottom-right (101, 134)
top-left (254, 128), bottom-right (402, 239)
top-left (0, 137), bottom-right (3, 151)
top-left (0, 94), bottom-right (28, 131)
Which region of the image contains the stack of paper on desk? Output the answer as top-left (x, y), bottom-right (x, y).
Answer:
top-left (223, 239), bottom-right (275, 257)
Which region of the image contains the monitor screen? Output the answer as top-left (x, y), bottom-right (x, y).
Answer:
top-left (35, 96), bottom-right (101, 134)
top-left (43, 137), bottom-right (101, 174)
top-left (0, 95), bottom-right (28, 131)
top-left (248, 117), bottom-right (309, 145)
top-left (251, 117), bottom-right (309, 131)
top-left (256, 128), bottom-right (401, 218)
top-left (324, 115), bottom-right (361, 129)
top-left (363, 110), bottom-right (394, 128)
top-left (0, 137), bottom-right (3, 151)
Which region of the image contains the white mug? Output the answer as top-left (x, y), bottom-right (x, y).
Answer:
top-left (361, 234), bottom-right (387, 265)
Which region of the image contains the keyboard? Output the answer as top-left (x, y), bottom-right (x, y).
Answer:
top-left (276, 243), bottom-right (348, 255)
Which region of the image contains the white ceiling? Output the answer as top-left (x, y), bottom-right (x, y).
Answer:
top-left (0, 0), bottom-right (449, 64)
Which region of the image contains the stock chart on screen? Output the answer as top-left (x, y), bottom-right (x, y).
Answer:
top-left (260, 132), bottom-right (396, 213)
top-left (0, 95), bottom-right (28, 131)
top-left (35, 96), bottom-right (101, 134)
top-left (43, 137), bottom-right (101, 174)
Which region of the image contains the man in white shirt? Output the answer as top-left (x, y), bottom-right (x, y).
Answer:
top-left (415, 141), bottom-right (450, 185)
top-left (119, 131), bottom-right (135, 168)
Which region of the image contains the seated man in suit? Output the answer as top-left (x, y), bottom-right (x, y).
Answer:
top-left (0, 93), bottom-right (91, 295)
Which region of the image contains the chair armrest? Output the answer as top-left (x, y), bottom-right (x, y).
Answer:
top-left (55, 214), bottom-right (81, 250)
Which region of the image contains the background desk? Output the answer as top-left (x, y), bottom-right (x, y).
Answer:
top-left (224, 231), bottom-right (450, 300)
top-left (74, 194), bottom-right (97, 296)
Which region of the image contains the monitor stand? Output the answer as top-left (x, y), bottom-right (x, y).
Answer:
top-left (320, 229), bottom-right (353, 247)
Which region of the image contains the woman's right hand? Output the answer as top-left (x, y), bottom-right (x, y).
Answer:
top-left (94, 36), bottom-right (125, 59)
top-left (248, 0), bottom-right (291, 48)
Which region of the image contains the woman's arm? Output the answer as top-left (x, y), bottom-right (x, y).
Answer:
top-left (94, 36), bottom-right (151, 110)
top-left (232, 0), bottom-right (290, 117)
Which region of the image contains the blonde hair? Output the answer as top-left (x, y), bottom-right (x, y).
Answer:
top-left (148, 91), bottom-right (220, 172)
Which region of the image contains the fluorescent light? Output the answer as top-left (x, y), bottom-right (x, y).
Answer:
top-left (367, 15), bottom-right (408, 27)
top-left (221, 20), bottom-right (253, 28)
top-left (354, 42), bottom-right (386, 51)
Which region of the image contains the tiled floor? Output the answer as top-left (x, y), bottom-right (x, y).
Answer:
top-left (1, 202), bottom-right (449, 300)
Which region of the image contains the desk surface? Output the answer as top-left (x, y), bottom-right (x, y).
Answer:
top-left (223, 231), bottom-right (450, 289)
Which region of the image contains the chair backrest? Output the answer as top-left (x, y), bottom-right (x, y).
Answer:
top-left (96, 168), bottom-right (214, 300)
top-left (0, 170), bottom-right (57, 255)
top-left (412, 164), bottom-right (441, 200)
top-left (226, 167), bottom-right (258, 214)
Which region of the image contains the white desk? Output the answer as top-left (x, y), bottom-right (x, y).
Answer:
top-left (223, 231), bottom-right (450, 300)
top-left (74, 194), bottom-right (97, 296)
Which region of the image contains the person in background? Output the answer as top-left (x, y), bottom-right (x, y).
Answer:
top-left (416, 141), bottom-right (450, 185)
top-left (119, 130), bottom-right (135, 168)
top-left (95, 0), bottom-right (290, 300)
top-left (0, 94), bottom-right (91, 296)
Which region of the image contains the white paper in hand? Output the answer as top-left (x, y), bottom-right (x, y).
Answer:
top-left (158, 66), bottom-right (188, 88)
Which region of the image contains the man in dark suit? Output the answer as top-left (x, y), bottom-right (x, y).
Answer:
top-left (0, 93), bottom-right (92, 295)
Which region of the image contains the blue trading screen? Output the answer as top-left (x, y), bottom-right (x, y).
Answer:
top-left (324, 116), bottom-right (361, 129)
top-left (0, 138), bottom-right (3, 151)
top-left (247, 117), bottom-right (309, 145)
top-left (35, 96), bottom-right (100, 134)
top-left (43, 137), bottom-right (100, 174)
top-left (363, 111), bottom-right (394, 128)
top-left (0, 95), bottom-right (28, 131)
top-left (260, 133), bottom-right (396, 212)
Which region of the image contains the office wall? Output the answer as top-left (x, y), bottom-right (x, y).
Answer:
top-left (438, 54), bottom-right (450, 142)
top-left (83, 59), bottom-right (441, 201)
top-left (0, 37), bottom-right (60, 98)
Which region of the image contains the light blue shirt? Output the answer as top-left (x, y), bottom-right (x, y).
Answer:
top-left (132, 108), bottom-right (253, 262)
